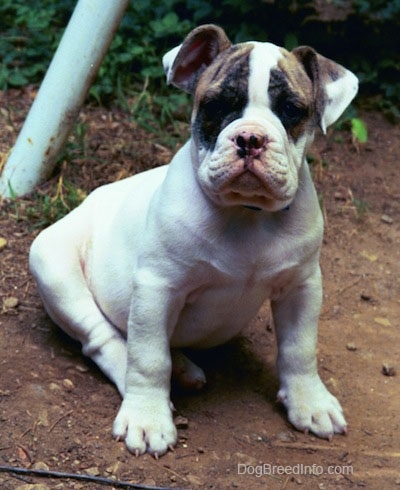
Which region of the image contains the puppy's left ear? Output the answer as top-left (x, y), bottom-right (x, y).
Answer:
top-left (162, 24), bottom-right (231, 94)
top-left (293, 47), bottom-right (358, 133)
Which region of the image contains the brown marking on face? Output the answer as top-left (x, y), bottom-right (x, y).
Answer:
top-left (269, 48), bottom-right (319, 142)
top-left (194, 44), bottom-right (253, 104)
top-left (278, 49), bottom-right (315, 101)
top-left (192, 44), bottom-right (254, 150)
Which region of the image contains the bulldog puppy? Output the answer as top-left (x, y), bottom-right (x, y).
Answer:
top-left (29, 24), bottom-right (358, 457)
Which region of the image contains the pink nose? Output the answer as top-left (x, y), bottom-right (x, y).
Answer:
top-left (235, 131), bottom-right (266, 158)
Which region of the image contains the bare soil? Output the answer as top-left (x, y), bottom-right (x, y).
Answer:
top-left (1, 87), bottom-right (399, 490)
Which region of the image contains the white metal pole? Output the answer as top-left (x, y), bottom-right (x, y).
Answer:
top-left (0, 0), bottom-right (129, 198)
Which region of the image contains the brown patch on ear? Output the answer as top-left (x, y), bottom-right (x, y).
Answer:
top-left (169, 25), bottom-right (231, 94)
top-left (292, 47), bottom-right (351, 132)
top-left (316, 53), bottom-right (348, 83)
top-left (291, 46), bottom-right (324, 127)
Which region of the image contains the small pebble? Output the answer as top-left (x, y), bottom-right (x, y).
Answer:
top-left (32, 461), bottom-right (49, 471)
top-left (15, 484), bottom-right (51, 490)
top-left (381, 214), bottom-right (393, 224)
top-left (382, 363), bottom-right (396, 377)
top-left (62, 378), bottom-right (75, 391)
top-left (346, 343), bottom-right (357, 351)
top-left (74, 364), bottom-right (89, 373)
top-left (3, 296), bottom-right (19, 309)
top-left (49, 382), bottom-right (62, 392)
top-left (276, 431), bottom-right (296, 442)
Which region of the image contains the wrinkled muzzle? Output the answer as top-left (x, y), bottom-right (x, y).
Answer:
top-left (195, 119), bottom-right (300, 211)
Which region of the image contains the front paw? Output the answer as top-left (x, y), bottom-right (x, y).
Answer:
top-left (112, 395), bottom-right (177, 457)
top-left (277, 376), bottom-right (347, 440)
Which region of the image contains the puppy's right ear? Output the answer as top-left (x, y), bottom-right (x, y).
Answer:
top-left (293, 46), bottom-right (358, 133)
top-left (162, 24), bottom-right (231, 94)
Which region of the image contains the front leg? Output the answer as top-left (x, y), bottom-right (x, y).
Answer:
top-left (272, 265), bottom-right (347, 440)
top-left (112, 271), bottom-right (180, 457)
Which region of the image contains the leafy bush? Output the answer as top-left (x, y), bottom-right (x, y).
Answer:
top-left (346, 0), bottom-right (400, 121)
top-left (354, 0), bottom-right (400, 21)
top-left (0, 0), bottom-right (75, 88)
top-left (0, 0), bottom-right (399, 120)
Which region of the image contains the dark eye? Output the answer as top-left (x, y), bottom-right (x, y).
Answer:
top-left (202, 98), bottom-right (227, 118)
top-left (281, 100), bottom-right (307, 126)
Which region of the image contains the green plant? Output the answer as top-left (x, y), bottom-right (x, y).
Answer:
top-left (0, 0), bottom-right (75, 89)
top-left (129, 81), bottom-right (190, 146)
top-left (26, 178), bottom-right (86, 227)
top-left (5, 176), bottom-right (86, 228)
top-left (89, 0), bottom-right (194, 103)
top-left (353, 0), bottom-right (400, 22)
top-left (352, 196), bottom-right (370, 219)
top-left (334, 106), bottom-right (368, 144)
top-left (1, 0), bottom-right (399, 121)
top-left (351, 118), bottom-right (368, 143)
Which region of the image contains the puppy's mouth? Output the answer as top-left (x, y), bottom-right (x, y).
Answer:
top-left (219, 162), bottom-right (294, 211)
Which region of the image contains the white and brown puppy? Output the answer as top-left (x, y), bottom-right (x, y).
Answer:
top-left (30, 25), bottom-right (358, 457)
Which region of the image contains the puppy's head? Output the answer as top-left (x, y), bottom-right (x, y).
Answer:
top-left (164, 25), bottom-right (358, 211)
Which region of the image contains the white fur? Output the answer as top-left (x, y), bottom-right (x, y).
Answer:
top-left (321, 70), bottom-right (359, 132)
top-left (162, 44), bottom-right (181, 84)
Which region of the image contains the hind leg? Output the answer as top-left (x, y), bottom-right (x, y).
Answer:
top-left (171, 350), bottom-right (206, 390)
top-left (30, 230), bottom-right (127, 396)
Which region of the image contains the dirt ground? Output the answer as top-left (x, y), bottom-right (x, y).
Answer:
top-left (0, 87), bottom-right (399, 490)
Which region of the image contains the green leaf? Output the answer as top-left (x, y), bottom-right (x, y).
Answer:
top-left (284, 32), bottom-right (298, 51)
top-left (8, 70), bottom-right (29, 87)
top-left (351, 118), bottom-right (368, 143)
